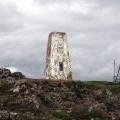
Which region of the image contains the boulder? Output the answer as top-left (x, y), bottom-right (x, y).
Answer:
top-left (0, 68), bottom-right (11, 79)
top-left (0, 68), bottom-right (25, 80)
top-left (11, 72), bottom-right (25, 80)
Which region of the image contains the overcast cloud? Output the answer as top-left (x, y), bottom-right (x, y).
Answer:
top-left (0, 0), bottom-right (120, 81)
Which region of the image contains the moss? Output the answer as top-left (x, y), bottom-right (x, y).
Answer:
top-left (67, 72), bottom-right (73, 80)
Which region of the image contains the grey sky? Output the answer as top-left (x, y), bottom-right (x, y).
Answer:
top-left (0, 0), bottom-right (120, 81)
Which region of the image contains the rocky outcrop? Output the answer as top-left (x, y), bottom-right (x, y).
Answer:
top-left (0, 77), bottom-right (119, 119)
top-left (0, 68), bottom-right (25, 80)
top-left (11, 72), bottom-right (25, 80)
top-left (0, 68), bottom-right (11, 79)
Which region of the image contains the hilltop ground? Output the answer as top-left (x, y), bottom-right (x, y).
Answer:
top-left (0, 68), bottom-right (120, 120)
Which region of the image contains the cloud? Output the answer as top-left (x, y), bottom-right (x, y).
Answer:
top-left (0, 0), bottom-right (120, 81)
top-left (0, 1), bottom-right (23, 34)
top-left (7, 66), bottom-right (19, 73)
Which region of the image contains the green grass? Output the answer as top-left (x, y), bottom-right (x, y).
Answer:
top-left (108, 84), bottom-right (120, 94)
top-left (64, 81), bottom-right (107, 90)
top-left (50, 111), bottom-right (70, 120)
top-left (95, 89), bottom-right (109, 101)
top-left (0, 81), bottom-right (10, 94)
top-left (72, 107), bottom-right (111, 120)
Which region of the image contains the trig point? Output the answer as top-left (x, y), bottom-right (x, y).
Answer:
top-left (44, 32), bottom-right (73, 80)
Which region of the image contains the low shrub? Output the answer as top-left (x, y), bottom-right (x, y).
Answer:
top-left (95, 89), bottom-right (108, 101)
top-left (50, 111), bottom-right (70, 120)
top-left (109, 84), bottom-right (120, 94)
top-left (0, 81), bottom-right (10, 94)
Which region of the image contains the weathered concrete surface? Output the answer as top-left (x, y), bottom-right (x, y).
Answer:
top-left (44, 32), bottom-right (73, 80)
